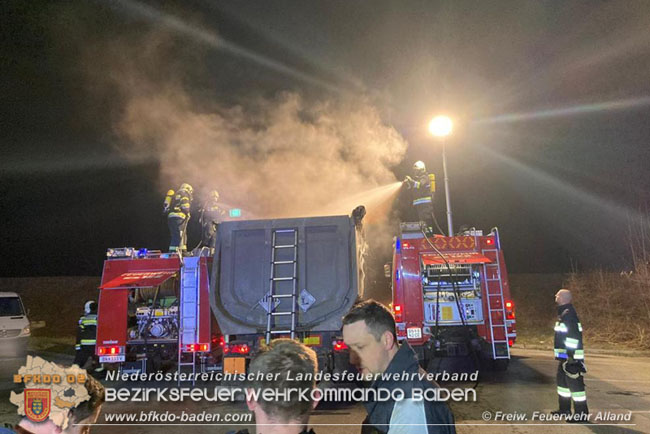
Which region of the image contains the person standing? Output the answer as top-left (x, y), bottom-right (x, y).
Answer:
top-left (553, 289), bottom-right (589, 422)
top-left (404, 161), bottom-right (435, 230)
top-left (164, 183), bottom-right (193, 252)
top-left (199, 190), bottom-right (225, 252)
top-left (342, 300), bottom-right (456, 434)
top-left (229, 338), bottom-right (319, 434)
top-left (74, 301), bottom-right (97, 368)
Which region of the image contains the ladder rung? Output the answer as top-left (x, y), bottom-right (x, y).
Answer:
top-left (274, 229), bottom-right (296, 233)
top-left (272, 277), bottom-right (295, 281)
top-left (270, 329), bottom-right (291, 334)
top-left (273, 260), bottom-right (295, 265)
top-left (274, 244), bottom-right (297, 249)
top-left (272, 294), bottom-right (294, 298)
top-left (271, 312), bottom-right (293, 316)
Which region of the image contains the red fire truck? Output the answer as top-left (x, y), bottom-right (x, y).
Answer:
top-left (95, 214), bottom-right (363, 376)
top-left (389, 223), bottom-right (516, 370)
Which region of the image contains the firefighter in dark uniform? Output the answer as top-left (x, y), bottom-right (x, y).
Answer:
top-left (553, 289), bottom-right (589, 421)
top-left (74, 300), bottom-right (98, 368)
top-left (199, 190), bottom-right (225, 253)
top-left (164, 183), bottom-right (193, 252)
top-left (404, 161), bottom-right (435, 230)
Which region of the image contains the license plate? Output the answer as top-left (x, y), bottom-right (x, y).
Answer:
top-left (407, 327), bottom-right (422, 339)
top-left (99, 355), bottom-right (125, 363)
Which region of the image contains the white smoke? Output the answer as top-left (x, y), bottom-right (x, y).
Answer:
top-left (116, 88), bottom-right (407, 218)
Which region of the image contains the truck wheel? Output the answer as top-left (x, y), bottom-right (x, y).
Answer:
top-left (491, 359), bottom-right (509, 371)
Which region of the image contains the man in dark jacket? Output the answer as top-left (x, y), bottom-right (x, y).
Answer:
top-left (342, 300), bottom-right (456, 433)
top-left (553, 289), bottom-right (589, 422)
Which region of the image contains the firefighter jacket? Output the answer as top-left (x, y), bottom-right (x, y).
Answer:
top-left (408, 173), bottom-right (433, 206)
top-left (168, 189), bottom-right (192, 220)
top-left (554, 303), bottom-right (584, 361)
top-left (201, 202), bottom-right (225, 226)
top-left (75, 314), bottom-right (97, 350)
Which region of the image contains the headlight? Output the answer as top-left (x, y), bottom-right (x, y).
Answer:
top-left (20, 326), bottom-right (31, 336)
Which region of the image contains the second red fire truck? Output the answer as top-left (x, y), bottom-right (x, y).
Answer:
top-left (389, 223), bottom-right (516, 370)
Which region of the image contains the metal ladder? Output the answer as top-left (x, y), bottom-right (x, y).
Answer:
top-left (481, 248), bottom-right (510, 360)
top-left (177, 256), bottom-right (200, 385)
top-left (265, 229), bottom-right (298, 344)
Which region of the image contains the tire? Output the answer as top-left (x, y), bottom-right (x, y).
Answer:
top-left (491, 358), bottom-right (509, 371)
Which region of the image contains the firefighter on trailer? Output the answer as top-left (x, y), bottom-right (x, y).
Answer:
top-left (199, 189), bottom-right (225, 253)
top-left (553, 289), bottom-right (589, 421)
top-left (74, 301), bottom-right (98, 369)
top-left (164, 183), bottom-right (193, 252)
top-left (403, 161), bottom-right (435, 231)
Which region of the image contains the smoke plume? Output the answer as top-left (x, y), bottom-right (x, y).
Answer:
top-left (117, 89), bottom-right (407, 218)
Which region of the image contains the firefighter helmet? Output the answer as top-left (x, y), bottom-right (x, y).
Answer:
top-left (84, 300), bottom-right (97, 315)
top-left (413, 161), bottom-right (426, 174)
top-left (179, 183), bottom-right (194, 195)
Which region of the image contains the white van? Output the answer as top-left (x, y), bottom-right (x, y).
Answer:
top-left (0, 292), bottom-right (31, 357)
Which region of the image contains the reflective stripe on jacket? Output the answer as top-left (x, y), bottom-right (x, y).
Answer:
top-left (410, 173), bottom-right (432, 206)
top-left (554, 304), bottom-right (584, 360)
top-left (76, 314), bottom-right (97, 349)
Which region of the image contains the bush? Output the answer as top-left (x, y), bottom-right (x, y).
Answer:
top-left (566, 264), bottom-right (650, 350)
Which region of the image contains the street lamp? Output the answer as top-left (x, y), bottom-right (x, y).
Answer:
top-left (428, 115), bottom-right (454, 236)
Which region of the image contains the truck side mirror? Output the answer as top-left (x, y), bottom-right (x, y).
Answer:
top-left (384, 264), bottom-right (391, 279)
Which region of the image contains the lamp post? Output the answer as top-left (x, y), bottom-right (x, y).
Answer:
top-left (428, 115), bottom-right (454, 236)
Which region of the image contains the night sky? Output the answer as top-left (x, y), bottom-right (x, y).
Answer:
top-left (2, 0), bottom-right (650, 277)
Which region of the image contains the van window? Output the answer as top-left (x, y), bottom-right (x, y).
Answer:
top-left (0, 297), bottom-right (25, 316)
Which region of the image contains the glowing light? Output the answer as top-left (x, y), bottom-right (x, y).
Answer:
top-left (333, 341), bottom-right (348, 351)
top-left (428, 116), bottom-right (453, 137)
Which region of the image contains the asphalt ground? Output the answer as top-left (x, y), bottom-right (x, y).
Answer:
top-left (1, 348), bottom-right (648, 433)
